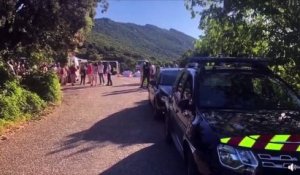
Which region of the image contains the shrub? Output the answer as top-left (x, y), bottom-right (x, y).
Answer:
top-left (0, 81), bottom-right (24, 120)
top-left (0, 93), bottom-right (21, 120)
top-left (0, 81), bottom-right (45, 120)
top-left (22, 71), bottom-right (62, 103)
top-left (23, 90), bottom-right (46, 114)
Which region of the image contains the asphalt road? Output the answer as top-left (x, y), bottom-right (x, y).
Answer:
top-left (0, 77), bottom-right (185, 175)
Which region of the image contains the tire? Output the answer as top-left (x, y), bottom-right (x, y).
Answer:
top-left (164, 113), bottom-right (172, 144)
top-left (186, 150), bottom-right (200, 175)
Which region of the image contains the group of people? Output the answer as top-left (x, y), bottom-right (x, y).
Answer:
top-left (5, 59), bottom-right (114, 87)
top-left (36, 62), bottom-right (113, 87)
top-left (7, 60), bottom-right (30, 76)
top-left (78, 61), bottom-right (113, 86)
top-left (6, 59), bottom-right (55, 77)
top-left (6, 57), bottom-right (175, 89)
top-left (55, 62), bottom-right (113, 86)
top-left (53, 63), bottom-right (71, 85)
top-left (140, 61), bottom-right (156, 88)
top-left (139, 61), bottom-right (179, 88)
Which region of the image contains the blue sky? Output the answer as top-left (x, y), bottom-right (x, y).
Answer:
top-left (95, 0), bottom-right (201, 38)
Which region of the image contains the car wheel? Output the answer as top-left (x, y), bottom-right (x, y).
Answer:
top-left (164, 113), bottom-right (172, 144)
top-left (187, 150), bottom-right (200, 175)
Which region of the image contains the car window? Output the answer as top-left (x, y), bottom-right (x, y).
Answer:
top-left (177, 72), bottom-right (188, 93)
top-left (198, 72), bottom-right (300, 110)
top-left (173, 71), bottom-right (183, 89)
top-left (182, 76), bottom-right (193, 102)
top-left (174, 72), bottom-right (188, 101)
top-left (159, 71), bottom-right (180, 86)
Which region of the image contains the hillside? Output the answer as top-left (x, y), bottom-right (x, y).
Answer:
top-left (78, 18), bottom-right (195, 69)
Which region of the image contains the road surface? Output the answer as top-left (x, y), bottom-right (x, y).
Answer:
top-left (0, 77), bottom-right (185, 175)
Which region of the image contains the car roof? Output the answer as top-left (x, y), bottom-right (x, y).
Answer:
top-left (187, 57), bottom-right (268, 62)
top-left (186, 57), bottom-right (271, 74)
top-left (159, 68), bottom-right (183, 72)
top-left (185, 68), bottom-right (198, 77)
top-left (175, 68), bottom-right (197, 78)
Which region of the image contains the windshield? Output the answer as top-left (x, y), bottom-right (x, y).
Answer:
top-left (198, 72), bottom-right (300, 110)
top-left (159, 71), bottom-right (179, 86)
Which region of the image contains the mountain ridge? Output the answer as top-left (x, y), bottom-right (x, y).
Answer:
top-left (99, 18), bottom-right (195, 38)
top-left (78, 18), bottom-right (195, 69)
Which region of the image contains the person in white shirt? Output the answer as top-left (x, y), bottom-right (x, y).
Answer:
top-left (7, 60), bottom-right (15, 75)
top-left (98, 62), bottom-right (105, 85)
top-left (150, 64), bottom-right (156, 80)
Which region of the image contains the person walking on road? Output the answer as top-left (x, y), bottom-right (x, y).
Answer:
top-left (87, 63), bottom-right (93, 86)
top-left (69, 64), bottom-right (77, 86)
top-left (106, 63), bottom-right (113, 86)
top-left (61, 65), bottom-right (68, 85)
top-left (93, 63), bottom-right (98, 86)
top-left (80, 63), bottom-right (87, 85)
top-left (150, 63), bottom-right (156, 81)
top-left (98, 62), bottom-right (105, 85)
top-left (140, 61), bottom-right (150, 88)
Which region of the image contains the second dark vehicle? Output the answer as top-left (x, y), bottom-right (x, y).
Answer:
top-left (148, 68), bottom-right (182, 119)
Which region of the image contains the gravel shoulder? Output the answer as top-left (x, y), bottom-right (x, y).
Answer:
top-left (0, 77), bottom-right (185, 175)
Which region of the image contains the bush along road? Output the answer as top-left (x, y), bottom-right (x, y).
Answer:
top-left (0, 70), bottom-right (61, 134)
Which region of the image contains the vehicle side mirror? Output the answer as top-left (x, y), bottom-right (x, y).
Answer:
top-left (178, 99), bottom-right (190, 111)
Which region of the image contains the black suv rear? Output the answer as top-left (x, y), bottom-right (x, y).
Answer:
top-left (165, 58), bottom-right (300, 175)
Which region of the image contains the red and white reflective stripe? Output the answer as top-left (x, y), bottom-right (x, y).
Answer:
top-left (220, 134), bottom-right (300, 152)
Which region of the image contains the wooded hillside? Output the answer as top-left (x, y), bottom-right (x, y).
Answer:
top-left (78, 18), bottom-right (195, 69)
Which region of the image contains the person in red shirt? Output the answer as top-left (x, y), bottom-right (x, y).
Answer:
top-left (87, 63), bottom-right (94, 86)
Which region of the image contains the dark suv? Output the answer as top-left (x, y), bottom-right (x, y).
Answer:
top-left (148, 68), bottom-right (182, 119)
top-left (165, 58), bottom-right (300, 175)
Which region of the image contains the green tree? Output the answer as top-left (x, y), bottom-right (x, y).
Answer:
top-left (185, 0), bottom-right (300, 89)
top-left (0, 0), bottom-right (107, 64)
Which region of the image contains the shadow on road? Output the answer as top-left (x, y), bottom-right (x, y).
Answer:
top-left (62, 85), bottom-right (96, 91)
top-left (102, 88), bottom-right (147, 96)
top-left (48, 100), bottom-right (160, 155)
top-left (100, 143), bottom-right (185, 175)
top-left (112, 83), bottom-right (140, 88)
top-left (48, 99), bottom-right (185, 174)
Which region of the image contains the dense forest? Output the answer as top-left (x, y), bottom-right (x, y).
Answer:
top-left (77, 18), bottom-right (195, 70)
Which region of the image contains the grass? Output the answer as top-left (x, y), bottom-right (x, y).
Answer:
top-left (0, 103), bottom-right (59, 137)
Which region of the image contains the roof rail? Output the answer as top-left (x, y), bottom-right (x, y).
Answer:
top-left (186, 57), bottom-right (270, 70)
top-left (187, 57), bottom-right (269, 63)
